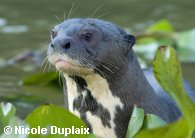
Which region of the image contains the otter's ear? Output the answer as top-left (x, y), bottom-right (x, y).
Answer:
top-left (124, 34), bottom-right (136, 50)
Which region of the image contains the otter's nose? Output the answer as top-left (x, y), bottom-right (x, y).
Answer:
top-left (63, 42), bottom-right (71, 49)
top-left (50, 38), bottom-right (72, 50)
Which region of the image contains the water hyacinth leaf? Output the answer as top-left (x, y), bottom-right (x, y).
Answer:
top-left (157, 38), bottom-right (174, 47)
top-left (136, 37), bottom-right (156, 45)
top-left (125, 106), bottom-right (144, 138)
top-left (152, 46), bottom-right (195, 127)
top-left (0, 102), bottom-right (16, 134)
top-left (25, 104), bottom-right (88, 138)
top-left (23, 71), bottom-right (58, 86)
top-left (146, 19), bottom-right (174, 33)
top-left (142, 114), bottom-right (167, 130)
top-left (87, 134), bottom-right (97, 138)
top-left (135, 118), bottom-right (189, 138)
top-left (192, 131), bottom-right (195, 138)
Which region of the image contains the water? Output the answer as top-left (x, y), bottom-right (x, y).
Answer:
top-left (0, 0), bottom-right (195, 118)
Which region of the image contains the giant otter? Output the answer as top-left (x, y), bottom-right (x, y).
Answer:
top-left (47, 18), bottom-right (195, 138)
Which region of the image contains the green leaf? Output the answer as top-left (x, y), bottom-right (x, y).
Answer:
top-left (147, 19), bottom-right (174, 33)
top-left (23, 71), bottom-right (58, 86)
top-left (25, 104), bottom-right (89, 138)
top-left (125, 106), bottom-right (144, 138)
top-left (136, 37), bottom-right (156, 45)
top-left (157, 38), bottom-right (174, 47)
top-left (0, 102), bottom-right (16, 135)
top-left (142, 114), bottom-right (167, 130)
top-left (152, 46), bottom-right (195, 132)
top-left (192, 131), bottom-right (195, 138)
top-left (87, 134), bottom-right (97, 138)
top-left (135, 118), bottom-right (190, 138)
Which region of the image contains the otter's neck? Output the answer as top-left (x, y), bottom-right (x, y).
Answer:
top-left (108, 50), bottom-right (170, 120)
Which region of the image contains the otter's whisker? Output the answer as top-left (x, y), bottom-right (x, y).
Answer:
top-left (99, 64), bottom-right (114, 73)
top-left (63, 11), bottom-right (66, 20)
top-left (79, 57), bottom-right (108, 78)
top-left (48, 62), bottom-right (52, 71)
top-left (54, 15), bottom-right (62, 23)
top-left (70, 5), bottom-right (79, 18)
top-left (90, 4), bottom-right (104, 18)
top-left (67, 0), bottom-right (75, 19)
top-left (42, 59), bottom-right (49, 74)
top-left (96, 12), bottom-right (110, 19)
top-left (95, 58), bottom-right (119, 70)
top-left (58, 71), bottom-right (63, 87)
top-left (42, 56), bottom-right (49, 64)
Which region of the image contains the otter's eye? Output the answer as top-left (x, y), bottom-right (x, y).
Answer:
top-left (51, 30), bottom-right (57, 39)
top-left (81, 33), bottom-right (93, 42)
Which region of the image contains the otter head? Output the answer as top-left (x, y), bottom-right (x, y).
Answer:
top-left (47, 18), bottom-right (135, 76)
